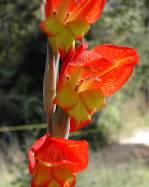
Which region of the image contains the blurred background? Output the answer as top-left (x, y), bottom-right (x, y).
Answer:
top-left (0, 0), bottom-right (149, 186)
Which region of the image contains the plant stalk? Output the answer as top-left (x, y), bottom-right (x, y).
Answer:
top-left (41, 0), bottom-right (70, 139)
top-left (43, 43), bottom-right (70, 138)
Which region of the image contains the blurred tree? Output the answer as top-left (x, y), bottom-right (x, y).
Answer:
top-left (0, 0), bottom-right (46, 126)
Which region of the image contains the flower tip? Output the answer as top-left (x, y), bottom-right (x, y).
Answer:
top-left (70, 118), bottom-right (92, 132)
top-left (29, 135), bottom-right (89, 186)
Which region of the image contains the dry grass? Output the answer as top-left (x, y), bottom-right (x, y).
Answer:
top-left (77, 144), bottom-right (149, 187)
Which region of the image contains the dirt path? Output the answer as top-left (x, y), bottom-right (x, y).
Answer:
top-left (90, 128), bottom-right (149, 166)
top-left (119, 128), bottom-right (149, 146)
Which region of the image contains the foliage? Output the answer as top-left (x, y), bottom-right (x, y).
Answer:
top-left (0, 0), bottom-right (46, 125)
top-left (97, 105), bottom-right (121, 141)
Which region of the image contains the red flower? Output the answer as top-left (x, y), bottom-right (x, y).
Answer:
top-left (29, 134), bottom-right (88, 187)
top-left (41, 0), bottom-right (106, 52)
top-left (55, 44), bottom-right (139, 131)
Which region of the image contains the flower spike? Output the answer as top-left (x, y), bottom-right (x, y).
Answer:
top-left (55, 44), bottom-right (139, 131)
top-left (29, 134), bottom-right (88, 187)
top-left (41, 0), bottom-right (106, 53)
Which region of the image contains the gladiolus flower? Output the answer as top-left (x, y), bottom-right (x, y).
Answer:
top-left (55, 44), bottom-right (139, 131)
top-left (40, 0), bottom-right (106, 53)
top-left (29, 134), bottom-right (88, 187)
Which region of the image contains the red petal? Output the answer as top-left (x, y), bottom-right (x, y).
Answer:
top-left (70, 118), bottom-right (91, 132)
top-left (69, 0), bottom-right (106, 23)
top-left (32, 162), bottom-right (76, 187)
top-left (29, 134), bottom-right (48, 173)
top-left (45, 0), bottom-right (52, 17)
top-left (59, 43), bottom-right (88, 87)
top-left (29, 150), bottom-right (35, 174)
top-left (46, 0), bottom-right (62, 17)
top-left (91, 45), bottom-right (139, 95)
top-left (53, 165), bottom-right (76, 187)
top-left (93, 45), bottom-right (139, 65)
top-left (29, 136), bottom-right (88, 173)
top-left (71, 44), bottom-right (139, 95)
top-left (45, 0), bottom-right (78, 18)
top-left (31, 134), bottom-right (48, 152)
top-left (56, 44), bottom-right (138, 132)
top-left (31, 161), bottom-right (52, 187)
top-left (59, 47), bottom-right (100, 85)
top-left (45, 0), bottom-right (106, 23)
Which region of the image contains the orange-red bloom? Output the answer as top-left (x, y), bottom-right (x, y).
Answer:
top-left (41, 0), bottom-right (106, 53)
top-left (29, 134), bottom-right (88, 187)
top-left (55, 44), bottom-right (139, 131)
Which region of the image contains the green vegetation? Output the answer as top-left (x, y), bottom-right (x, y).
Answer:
top-left (78, 161), bottom-right (149, 187)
